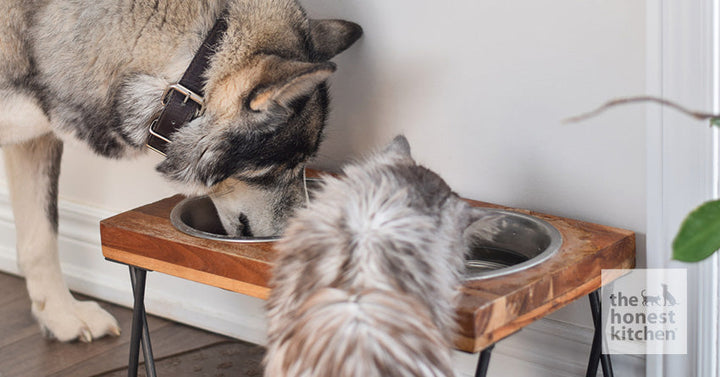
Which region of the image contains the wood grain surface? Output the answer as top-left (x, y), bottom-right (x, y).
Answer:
top-left (101, 195), bottom-right (635, 353)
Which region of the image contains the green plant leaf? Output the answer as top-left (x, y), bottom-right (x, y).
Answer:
top-left (673, 199), bottom-right (720, 262)
top-left (711, 118), bottom-right (720, 128)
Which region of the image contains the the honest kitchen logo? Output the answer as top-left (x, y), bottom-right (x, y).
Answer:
top-left (608, 288), bottom-right (678, 342)
top-left (602, 269), bottom-right (686, 355)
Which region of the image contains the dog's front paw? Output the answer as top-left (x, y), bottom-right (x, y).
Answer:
top-left (33, 298), bottom-right (121, 342)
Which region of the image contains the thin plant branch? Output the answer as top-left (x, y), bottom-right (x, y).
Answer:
top-left (564, 95), bottom-right (720, 124)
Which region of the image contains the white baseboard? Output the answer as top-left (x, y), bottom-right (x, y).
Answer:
top-left (0, 190), bottom-right (644, 376)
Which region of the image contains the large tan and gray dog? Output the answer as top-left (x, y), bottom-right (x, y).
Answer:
top-left (0, 0), bottom-right (360, 342)
top-left (266, 136), bottom-right (477, 377)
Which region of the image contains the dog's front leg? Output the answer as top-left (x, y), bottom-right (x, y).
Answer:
top-left (3, 133), bottom-right (120, 342)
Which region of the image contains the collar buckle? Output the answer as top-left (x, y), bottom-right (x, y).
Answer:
top-left (147, 119), bottom-right (169, 156)
top-left (145, 9), bottom-right (227, 156)
top-left (162, 83), bottom-right (205, 117)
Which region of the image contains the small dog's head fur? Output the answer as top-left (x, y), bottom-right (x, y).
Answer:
top-left (156, 0), bottom-right (362, 237)
top-left (265, 135), bottom-right (478, 376)
top-left (266, 288), bottom-right (456, 377)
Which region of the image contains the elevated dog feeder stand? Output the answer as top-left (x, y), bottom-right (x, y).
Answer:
top-left (100, 196), bottom-right (634, 377)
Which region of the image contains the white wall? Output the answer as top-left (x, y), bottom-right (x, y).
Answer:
top-left (305, 0), bottom-right (647, 327)
top-left (0, 1), bottom-right (647, 375)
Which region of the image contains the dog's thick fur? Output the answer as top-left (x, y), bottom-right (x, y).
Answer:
top-left (0, 0), bottom-right (360, 342)
top-left (265, 136), bottom-right (479, 377)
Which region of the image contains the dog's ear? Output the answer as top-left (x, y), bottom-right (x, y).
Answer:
top-left (383, 135), bottom-right (414, 162)
top-left (385, 135), bottom-right (412, 157)
top-left (248, 60), bottom-right (336, 112)
top-left (309, 19), bottom-right (363, 61)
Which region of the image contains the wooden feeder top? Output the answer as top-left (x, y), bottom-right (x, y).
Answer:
top-left (101, 195), bottom-right (634, 353)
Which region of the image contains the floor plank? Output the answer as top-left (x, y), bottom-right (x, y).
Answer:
top-left (0, 272), bottom-right (246, 377)
top-left (0, 296), bottom-right (41, 348)
top-left (96, 341), bottom-right (265, 377)
top-left (0, 273), bottom-right (28, 305)
top-left (53, 322), bottom-right (233, 377)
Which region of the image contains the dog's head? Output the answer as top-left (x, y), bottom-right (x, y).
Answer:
top-left (156, 7), bottom-right (361, 237)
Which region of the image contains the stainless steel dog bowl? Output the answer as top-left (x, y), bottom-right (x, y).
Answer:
top-left (170, 178), bottom-right (322, 243)
top-left (464, 208), bottom-right (562, 280)
top-left (171, 176), bottom-right (562, 275)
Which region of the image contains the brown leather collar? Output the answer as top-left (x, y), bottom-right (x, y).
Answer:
top-left (147, 11), bottom-right (229, 156)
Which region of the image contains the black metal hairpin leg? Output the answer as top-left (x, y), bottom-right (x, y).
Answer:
top-left (128, 267), bottom-right (157, 377)
top-left (586, 289), bottom-right (613, 377)
top-left (474, 344), bottom-right (495, 377)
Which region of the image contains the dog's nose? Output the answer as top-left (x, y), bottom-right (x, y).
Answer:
top-left (236, 213), bottom-right (254, 237)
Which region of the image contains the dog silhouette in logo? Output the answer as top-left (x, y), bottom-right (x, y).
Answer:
top-left (661, 284), bottom-right (678, 306)
top-left (641, 289), bottom-right (662, 306)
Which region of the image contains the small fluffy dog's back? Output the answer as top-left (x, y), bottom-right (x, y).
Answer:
top-left (265, 136), bottom-right (478, 377)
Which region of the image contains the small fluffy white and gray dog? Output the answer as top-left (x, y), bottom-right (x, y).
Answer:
top-left (265, 136), bottom-right (478, 377)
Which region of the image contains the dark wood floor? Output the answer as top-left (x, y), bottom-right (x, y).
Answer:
top-left (0, 272), bottom-right (265, 377)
